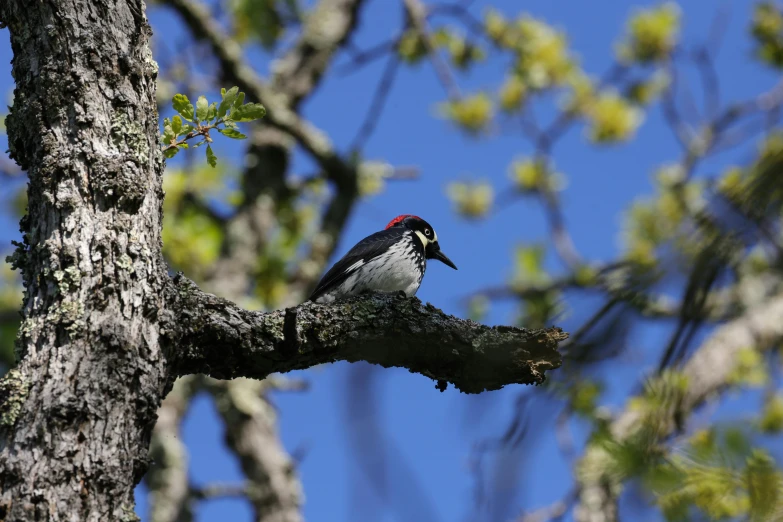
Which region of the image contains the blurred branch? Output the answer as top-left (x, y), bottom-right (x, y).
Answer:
top-left (206, 377), bottom-right (303, 522)
top-left (171, 276), bottom-right (567, 393)
top-left (339, 38), bottom-right (398, 74)
top-left (403, 0), bottom-right (462, 100)
top-left (574, 292), bottom-right (783, 522)
top-left (146, 376), bottom-right (201, 522)
top-left (469, 263), bottom-right (739, 322)
top-left (518, 489), bottom-right (577, 522)
top-left (350, 54), bottom-right (401, 151)
top-left (191, 483), bottom-right (250, 500)
top-left (269, 0), bottom-right (367, 106)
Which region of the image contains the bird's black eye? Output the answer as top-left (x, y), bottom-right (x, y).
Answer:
top-left (425, 229), bottom-right (432, 236)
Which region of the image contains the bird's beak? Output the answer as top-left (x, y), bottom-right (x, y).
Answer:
top-left (432, 246), bottom-right (457, 270)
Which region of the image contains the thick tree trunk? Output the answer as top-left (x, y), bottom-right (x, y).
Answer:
top-left (0, 0), bottom-right (168, 520)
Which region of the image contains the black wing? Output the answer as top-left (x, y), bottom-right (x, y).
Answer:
top-left (308, 227), bottom-right (410, 302)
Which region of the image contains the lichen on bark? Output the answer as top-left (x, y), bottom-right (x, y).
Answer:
top-left (0, 369), bottom-right (29, 428)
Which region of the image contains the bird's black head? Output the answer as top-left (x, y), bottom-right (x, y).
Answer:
top-left (385, 215), bottom-right (458, 270)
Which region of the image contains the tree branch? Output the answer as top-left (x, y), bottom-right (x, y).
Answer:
top-left (169, 277), bottom-right (567, 394)
top-left (403, 0), bottom-right (462, 100)
top-left (573, 292), bottom-right (783, 522)
top-left (146, 376), bottom-right (201, 522)
top-left (206, 377), bottom-right (303, 522)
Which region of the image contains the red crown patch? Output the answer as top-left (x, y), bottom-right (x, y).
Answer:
top-left (385, 214), bottom-right (420, 229)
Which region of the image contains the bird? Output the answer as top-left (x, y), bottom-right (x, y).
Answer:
top-left (309, 215), bottom-right (457, 303)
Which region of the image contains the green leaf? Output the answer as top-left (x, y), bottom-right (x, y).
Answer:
top-left (207, 102), bottom-right (218, 122)
top-left (179, 143), bottom-right (189, 149)
top-left (196, 96), bottom-right (208, 122)
top-left (218, 128), bottom-right (248, 139)
top-left (193, 140), bottom-right (206, 148)
top-left (179, 124), bottom-right (195, 137)
top-left (218, 86), bottom-right (239, 118)
top-left (231, 102), bottom-right (266, 122)
top-left (206, 144), bottom-right (217, 168)
top-left (233, 92), bottom-right (246, 109)
top-left (172, 115), bottom-right (182, 135)
top-left (163, 147), bottom-right (179, 159)
top-left (220, 87), bottom-right (226, 97)
top-left (162, 123), bottom-right (175, 144)
top-left (172, 94), bottom-right (194, 121)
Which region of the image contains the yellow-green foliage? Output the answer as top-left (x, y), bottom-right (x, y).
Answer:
top-left (585, 91), bottom-right (644, 143)
top-left (398, 29), bottom-right (427, 64)
top-left (0, 265), bottom-right (21, 368)
top-left (161, 167), bottom-right (229, 278)
top-left (759, 394), bottom-right (783, 433)
top-left (511, 16), bottom-right (576, 89)
top-left (510, 244), bottom-right (561, 328)
top-left (509, 158), bottom-right (563, 193)
top-left (511, 243), bottom-right (549, 287)
top-left (498, 75), bottom-right (527, 112)
top-left (229, 0), bottom-right (296, 48)
top-left (649, 429), bottom-right (783, 522)
top-left (626, 70), bottom-right (670, 106)
top-left (627, 371), bottom-right (689, 435)
top-left (446, 180), bottom-right (494, 218)
top-left (253, 203), bottom-right (317, 308)
top-left (561, 72), bottom-right (595, 115)
top-left (570, 379), bottom-right (603, 417)
top-left (752, 2), bottom-right (783, 68)
top-left (728, 348), bottom-right (769, 388)
top-left (617, 3), bottom-right (681, 63)
top-left (432, 28), bottom-right (485, 69)
top-left (440, 93), bottom-right (494, 133)
top-left (620, 166), bottom-right (713, 266)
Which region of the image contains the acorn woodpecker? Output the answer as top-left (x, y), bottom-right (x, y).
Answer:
top-left (309, 215), bottom-right (457, 303)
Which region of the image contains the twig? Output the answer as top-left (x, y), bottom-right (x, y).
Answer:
top-left (403, 0), bottom-right (461, 100)
top-left (519, 489), bottom-right (578, 522)
top-left (350, 55), bottom-right (401, 151)
top-left (339, 38), bottom-right (399, 75)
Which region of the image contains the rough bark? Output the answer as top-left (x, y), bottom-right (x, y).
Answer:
top-left (170, 277), bottom-right (566, 393)
top-left (573, 292), bottom-right (783, 522)
top-left (0, 0), bottom-right (169, 520)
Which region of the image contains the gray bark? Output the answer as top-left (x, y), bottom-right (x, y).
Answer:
top-left (0, 0), bottom-right (567, 519)
top-left (0, 0), bottom-right (168, 520)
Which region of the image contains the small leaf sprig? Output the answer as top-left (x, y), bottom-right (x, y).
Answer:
top-left (160, 86), bottom-right (266, 167)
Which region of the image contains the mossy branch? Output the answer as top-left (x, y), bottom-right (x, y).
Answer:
top-left (168, 275), bottom-right (567, 394)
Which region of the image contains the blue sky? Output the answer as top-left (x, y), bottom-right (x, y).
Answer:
top-left (0, 1), bottom-right (777, 521)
